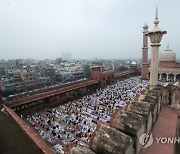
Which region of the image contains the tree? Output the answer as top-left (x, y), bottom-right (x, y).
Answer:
top-left (115, 66), bottom-right (128, 73)
top-left (83, 64), bottom-right (91, 78)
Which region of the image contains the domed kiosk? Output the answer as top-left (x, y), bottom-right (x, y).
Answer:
top-left (130, 61), bottom-right (137, 71)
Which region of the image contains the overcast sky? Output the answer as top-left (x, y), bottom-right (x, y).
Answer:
top-left (0, 0), bottom-right (179, 60)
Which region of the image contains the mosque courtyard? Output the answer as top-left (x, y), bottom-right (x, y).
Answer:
top-left (24, 76), bottom-right (148, 153)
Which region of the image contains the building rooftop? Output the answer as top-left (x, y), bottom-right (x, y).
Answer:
top-left (0, 111), bottom-right (43, 154)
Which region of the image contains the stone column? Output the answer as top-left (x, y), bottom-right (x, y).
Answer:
top-left (159, 74), bottom-right (162, 80)
top-left (167, 74), bottom-right (169, 81)
top-left (150, 44), bottom-right (160, 85)
top-left (148, 8), bottom-right (167, 87)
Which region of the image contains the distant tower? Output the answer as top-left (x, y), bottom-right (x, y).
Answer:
top-left (61, 52), bottom-right (72, 60)
top-left (148, 7), bottom-right (167, 86)
top-left (141, 23), bottom-right (149, 80)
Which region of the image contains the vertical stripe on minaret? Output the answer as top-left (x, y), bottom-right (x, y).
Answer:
top-left (141, 23), bottom-right (149, 80)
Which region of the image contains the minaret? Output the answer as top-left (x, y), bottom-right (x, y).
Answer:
top-left (148, 7), bottom-right (167, 86)
top-left (141, 23), bottom-right (149, 80)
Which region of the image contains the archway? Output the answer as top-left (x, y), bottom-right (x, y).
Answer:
top-left (158, 73), bottom-right (160, 80)
top-left (161, 73), bottom-right (167, 81)
top-left (106, 77), bottom-right (110, 85)
top-left (168, 73), bottom-right (174, 81)
top-left (176, 74), bottom-right (180, 81)
top-left (148, 72), bottom-right (150, 79)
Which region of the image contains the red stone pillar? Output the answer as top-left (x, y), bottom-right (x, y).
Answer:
top-left (59, 93), bottom-right (67, 105)
top-left (49, 96), bottom-right (57, 106)
top-left (141, 23), bottom-right (149, 80)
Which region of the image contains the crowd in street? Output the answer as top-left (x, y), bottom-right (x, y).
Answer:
top-left (25, 76), bottom-right (148, 153)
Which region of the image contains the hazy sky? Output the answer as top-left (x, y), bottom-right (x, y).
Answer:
top-left (0, 0), bottom-right (180, 60)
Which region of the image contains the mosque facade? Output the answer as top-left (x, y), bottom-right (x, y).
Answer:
top-left (147, 44), bottom-right (180, 81)
top-left (141, 25), bottom-right (180, 82)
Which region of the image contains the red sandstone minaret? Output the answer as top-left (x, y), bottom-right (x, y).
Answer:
top-left (141, 23), bottom-right (149, 80)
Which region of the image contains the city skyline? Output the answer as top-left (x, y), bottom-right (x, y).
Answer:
top-left (0, 0), bottom-right (180, 60)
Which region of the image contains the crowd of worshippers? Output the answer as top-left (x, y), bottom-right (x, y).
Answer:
top-left (26, 76), bottom-right (148, 154)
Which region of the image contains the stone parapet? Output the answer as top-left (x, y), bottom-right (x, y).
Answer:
top-left (147, 89), bottom-right (162, 114)
top-left (141, 95), bottom-right (158, 124)
top-left (90, 124), bottom-right (134, 154)
top-left (110, 111), bottom-right (145, 154)
top-left (69, 147), bottom-right (95, 154)
top-left (127, 101), bottom-right (153, 132)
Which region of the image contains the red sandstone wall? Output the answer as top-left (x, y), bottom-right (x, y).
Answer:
top-left (91, 70), bottom-right (114, 88)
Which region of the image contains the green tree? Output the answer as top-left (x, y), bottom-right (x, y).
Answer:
top-left (83, 64), bottom-right (91, 78)
top-left (115, 66), bottom-right (128, 73)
